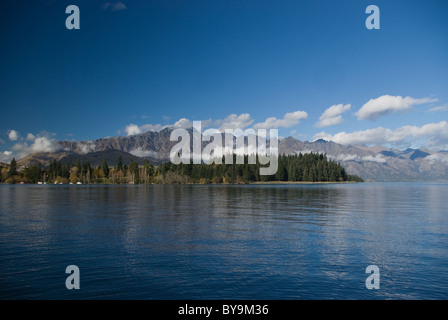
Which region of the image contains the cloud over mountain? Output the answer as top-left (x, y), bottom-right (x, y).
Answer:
top-left (9, 131), bottom-right (59, 160)
top-left (355, 95), bottom-right (437, 120)
top-left (124, 110), bottom-right (308, 137)
top-left (253, 110), bottom-right (308, 129)
top-left (314, 121), bottom-right (448, 150)
top-left (316, 104), bottom-right (351, 128)
top-left (0, 129), bottom-right (63, 162)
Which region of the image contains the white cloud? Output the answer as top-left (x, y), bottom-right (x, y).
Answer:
top-left (126, 120), bottom-right (191, 136)
top-left (361, 155), bottom-right (387, 163)
top-left (129, 148), bottom-right (161, 159)
top-left (313, 127), bottom-right (392, 146)
top-left (0, 151), bottom-right (13, 163)
top-left (124, 110), bottom-right (307, 137)
top-left (1, 130), bottom-right (56, 160)
top-left (125, 124), bottom-right (143, 136)
top-left (313, 121), bottom-right (448, 150)
top-left (30, 137), bottom-right (56, 153)
top-left (391, 122), bottom-right (448, 148)
top-left (425, 154), bottom-right (448, 163)
top-left (253, 110), bottom-right (308, 129)
top-left (77, 142), bottom-right (96, 154)
top-left (215, 113), bottom-right (254, 131)
top-left (327, 153), bottom-right (387, 163)
top-left (124, 114), bottom-right (253, 136)
top-left (428, 104), bottom-right (448, 113)
top-left (139, 123), bottom-right (165, 133)
top-left (102, 2), bottom-right (127, 11)
top-left (25, 133), bottom-right (36, 141)
top-left (173, 118), bottom-right (193, 129)
top-left (294, 149), bottom-right (386, 163)
top-left (126, 117), bottom-right (197, 136)
top-left (356, 95), bottom-right (438, 120)
top-left (8, 130), bottom-right (19, 141)
top-left (327, 153), bottom-right (359, 162)
top-left (316, 104), bottom-right (351, 128)
top-left (10, 133), bottom-right (59, 160)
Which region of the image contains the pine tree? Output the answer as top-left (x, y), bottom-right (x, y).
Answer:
top-left (128, 160), bottom-right (139, 183)
top-left (117, 155), bottom-right (123, 172)
top-left (8, 158), bottom-right (17, 178)
top-left (75, 159), bottom-right (81, 171)
top-left (275, 156), bottom-right (288, 181)
top-left (143, 159), bottom-right (154, 182)
top-left (101, 159), bottom-right (109, 177)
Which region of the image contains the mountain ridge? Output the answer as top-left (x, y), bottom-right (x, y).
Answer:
top-left (16, 128), bottom-right (448, 182)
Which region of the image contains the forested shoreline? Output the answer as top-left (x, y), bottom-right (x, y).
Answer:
top-left (0, 153), bottom-right (363, 184)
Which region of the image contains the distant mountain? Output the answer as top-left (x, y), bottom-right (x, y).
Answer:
top-left (409, 150), bottom-right (430, 160)
top-left (59, 150), bottom-right (150, 167)
top-left (17, 152), bottom-right (72, 168)
top-left (17, 150), bottom-right (150, 168)
top-left (57, 128), bottom-right (176, 161)
top-left (379, 150), bottom-right (402, 158)
top-left (16, 128), bottom-right (448, 181)
top-left (278, 137), bottom-right (447, 182)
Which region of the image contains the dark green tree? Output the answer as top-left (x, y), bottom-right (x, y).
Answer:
top-left (275, 156), bottom-right (288, 181)
top-left (75, 159), bottom-right (81, 171)
top-left (8, 158), bottom-right (17, 178)
top-left (143, 159), bottom-right (154, 181)
top-left (117, 155), bottom-right (123, 172)
top-left (101, 158), bottom-right (109, 177)
top-left (24, 165), bottom-right (41, 183)
top-left (128, 160), bottom-right (139, 183)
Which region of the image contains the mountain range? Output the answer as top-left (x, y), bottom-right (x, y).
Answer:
top-left (16, 128), bottom-right (448, 182)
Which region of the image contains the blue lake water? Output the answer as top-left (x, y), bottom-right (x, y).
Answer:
top-left (0, 183), bottom-right (447, 300)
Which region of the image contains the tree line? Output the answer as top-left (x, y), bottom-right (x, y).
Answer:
top-left (0, 156), bottom-right (154, 184)
top-left (157, 153), bottom-right (363, 183)
top-left (0, 153), bottom-right (363, 184)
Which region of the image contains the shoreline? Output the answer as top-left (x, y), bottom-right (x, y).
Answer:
top-left (5, 181), bottom-right (448, 186)
top-left (249, 181), bottom-right (362, 185)
top-left (1, 180), bottom-right (363, 186)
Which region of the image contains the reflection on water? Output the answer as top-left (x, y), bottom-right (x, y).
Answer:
top-left (0, 183), bottom-right (447, 299)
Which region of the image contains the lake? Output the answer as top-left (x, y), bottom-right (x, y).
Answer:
top-left (0, 183), bottom-right (447, 299)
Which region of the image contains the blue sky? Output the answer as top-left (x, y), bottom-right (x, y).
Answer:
top-left (1, 0), bottom-right (448, 161)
